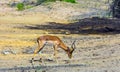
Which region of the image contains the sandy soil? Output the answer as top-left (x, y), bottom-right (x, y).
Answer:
top-left (0, 1), bottom-right (120, 72)
top-left (0, 18), bottom-right (120, 72)
top-left (0, 34), bottom-right (120, 72)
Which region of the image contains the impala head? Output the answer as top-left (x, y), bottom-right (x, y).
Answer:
top-left (67, 40), bottom-right (76, 59)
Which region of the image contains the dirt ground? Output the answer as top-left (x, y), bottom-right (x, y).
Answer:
top-left (0, 16), bottom-right (120, 72)
top-left (0, 2), bottom-right (120, 71)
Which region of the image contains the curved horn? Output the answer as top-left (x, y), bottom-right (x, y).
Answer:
top-left (71, 40), bottom-right (76, 49)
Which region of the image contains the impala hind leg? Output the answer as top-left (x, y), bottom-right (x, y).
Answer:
top-left (53, 45), bottom-right (58, 58)
top-left (53, 45), bottom-right (59, 63)
top-left (33, 41), bottom-right (44, 58)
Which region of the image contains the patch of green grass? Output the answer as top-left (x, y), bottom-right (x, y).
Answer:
top-left (62, 0), bottom-right (77, 3)
top-left (25, 5), bottom-right (34, 9)
top-left (36, 0), bottom-right (77, 5)
top-left (16, 3), bottom-right (25, 11)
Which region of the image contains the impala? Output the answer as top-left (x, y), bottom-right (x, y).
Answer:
top-left (33, 35), bottom-right (76, 60)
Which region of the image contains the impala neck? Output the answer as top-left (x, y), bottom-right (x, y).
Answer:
top-left (63, 47), bottom-right (71, 53)
top-left (65, 47), bottom-right (70, 52)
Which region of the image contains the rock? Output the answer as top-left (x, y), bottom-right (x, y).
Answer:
top-left (2, 50), bottom-right (16, 55)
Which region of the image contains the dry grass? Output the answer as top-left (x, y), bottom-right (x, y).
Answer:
top-left (0, 13), bottom-right (69, 24)
top-left (0, 12), bottom-right (70, 54)
top-left (0, 39), bottom-right (34, 48)
top-left (0, 20), bottom-right (120, 72)
top-left (78, 35), bottom-right (120, 48)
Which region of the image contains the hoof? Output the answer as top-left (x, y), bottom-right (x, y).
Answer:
top-left (39, 58), bottom-right (42, 62)
top-left (32, 58), bottom-right (34, 60)
top-left (29, 58), bottom-right (34, 63)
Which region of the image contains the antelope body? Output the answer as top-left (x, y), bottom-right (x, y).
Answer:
top-left (33, 35), bottom-right (76, 59)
